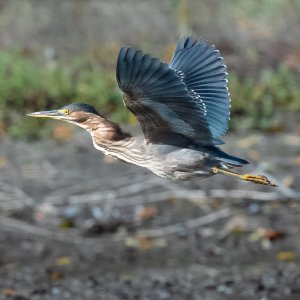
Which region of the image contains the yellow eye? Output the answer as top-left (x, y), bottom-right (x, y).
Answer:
top-left (63, 109), bottom-right (69, 115)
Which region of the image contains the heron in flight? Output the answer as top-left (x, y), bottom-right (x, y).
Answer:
top-left (28, 36), bottom-right (276, 186)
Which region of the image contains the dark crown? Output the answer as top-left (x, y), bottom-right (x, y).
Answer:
top-left (62, 103), bottom-right (101, 115)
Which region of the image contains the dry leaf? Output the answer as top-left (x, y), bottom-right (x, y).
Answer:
top-left (295, 156), bottom-right (300, 166)
top-left (125, 237), bottom-right (167, 250)
top-left (55, 256), bottom-right (72, 266)
top-left (254, 227), bottom-right (284, 241)
top-left (135, 206), bottom-right (158, 221)
top-left (51, 270), bottom-right (64, 280)
top-left (0, 289), bottom-right (17, 296)
top-left (266, 124), bottom-right (285, 133)
top-left (277, 251), bottom-right (296, 262)
top-left (0, 156), bottom-right (7, 168)
top-left (137, 237), bottom-right (152, 250)
top-left (257, 228), bottom-right (282, 240)
top-left (224, 216), bottom-right (249, 234)
top-left (125, 237), bottom-right (151, 250)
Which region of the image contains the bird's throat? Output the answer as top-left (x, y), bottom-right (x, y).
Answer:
top-left (87, 117), bottom-right (132, 151)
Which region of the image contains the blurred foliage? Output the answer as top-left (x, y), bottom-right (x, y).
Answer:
top-left (220, 0), bottom-right (300, 20)
top-left (229, 66), bottom-right (300, 130)
top-left (0, 49), bottom-right (299, 139)
top-left (0, 50), bottom-right (124, 139)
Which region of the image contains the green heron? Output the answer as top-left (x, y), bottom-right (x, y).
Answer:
top-left (28, 36), bottom-right (276, 186)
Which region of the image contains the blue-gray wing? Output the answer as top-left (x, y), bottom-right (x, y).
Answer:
top-left (169, 36), bottom-right (230, 139)
top-left (116, 47), bottom-right (223, 146)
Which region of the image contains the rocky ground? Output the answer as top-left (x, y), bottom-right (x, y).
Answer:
top-left (0, 125), bottom-right (300, 300)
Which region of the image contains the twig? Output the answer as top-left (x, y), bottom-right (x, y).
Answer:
top-left (115, 190), bottom-right (206, 207)
top-left (45, 173), bottom-right (157, 204)
top-left (65, 177), bottom-right (164, 205)
top-left (135, 208), bottom-right (232, 238)
top-left (208, 189), bottom-right (299, 201)
top-left (0, 180), bottom-right (34, 207)
top-left (0, 216), bottom-right (99, 246)
top-left (64, 187), bottom-right (300, 207)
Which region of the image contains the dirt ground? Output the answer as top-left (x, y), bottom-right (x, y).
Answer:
top-left (0, 124), bottom-right (300, 300)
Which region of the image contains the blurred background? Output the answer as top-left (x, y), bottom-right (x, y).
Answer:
top-left (0, 0), bottom-right (300, 299)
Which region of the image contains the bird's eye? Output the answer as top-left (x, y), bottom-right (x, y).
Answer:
top-left (63, 109), bottom-right (69, 115)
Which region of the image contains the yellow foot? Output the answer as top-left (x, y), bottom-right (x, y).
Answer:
top-left (241, 174), bottom-right (277, 187)
top-left (211, 167), bottom-right (277, 187)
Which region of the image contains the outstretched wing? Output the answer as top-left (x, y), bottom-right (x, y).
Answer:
top-left (169, 36), bottom-right (230, 139)
top-left (116, 39), bottom-right (228, 146)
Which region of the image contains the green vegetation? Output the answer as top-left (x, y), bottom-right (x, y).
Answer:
top-left (0, 50), bottom-right (124, 139)
top-left (229, 66), bottom-right (300, 130)
top-left (0, 49), bottom-right (299, 139)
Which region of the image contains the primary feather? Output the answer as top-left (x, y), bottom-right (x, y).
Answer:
top-left (169, 36), bottom-right (230, 139)
top-left (116, 36), bottom-right (230, 146)
top-left (117, 38), bottom-right (229, 146)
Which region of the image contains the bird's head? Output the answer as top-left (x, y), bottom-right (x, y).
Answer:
top-left (27, 103), bottom-right (103, 128)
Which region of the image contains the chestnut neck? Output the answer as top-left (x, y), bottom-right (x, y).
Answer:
top-left (83, 115), bottom-right (132, 148)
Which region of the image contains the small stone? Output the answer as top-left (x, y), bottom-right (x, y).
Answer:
top-left (51, 287), bottom-right (61, 295)
top-left (156, 290), bottom-right (171, 300)
top-left (249, 203), bottom-right (259, 214)
top-left (217, 284), bottom-right (233, 294)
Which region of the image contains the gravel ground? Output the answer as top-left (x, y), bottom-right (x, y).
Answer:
top-left (0, 125), bottom-right (300, 300)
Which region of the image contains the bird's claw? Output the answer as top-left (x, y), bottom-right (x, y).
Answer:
top-left (241, 174), bottom-right (277, 187)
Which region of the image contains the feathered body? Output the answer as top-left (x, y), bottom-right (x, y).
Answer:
top-left (75, 111), bottom-right (247, 181)
top-left (28, 36), bottom-right (277, 186)
top-left (81, 36), bottom-right (247, 180)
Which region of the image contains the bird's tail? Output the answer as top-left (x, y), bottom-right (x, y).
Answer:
top-left (218, 154), bottom-right (249, 168)
top-left (209, 147), bottom-right (249, 168)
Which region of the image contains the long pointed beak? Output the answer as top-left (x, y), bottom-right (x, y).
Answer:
top-left (26, 110), bottom-right (63, 119)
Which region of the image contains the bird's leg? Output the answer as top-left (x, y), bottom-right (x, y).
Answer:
top-left (211, 167), bottom-right (277, 187)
